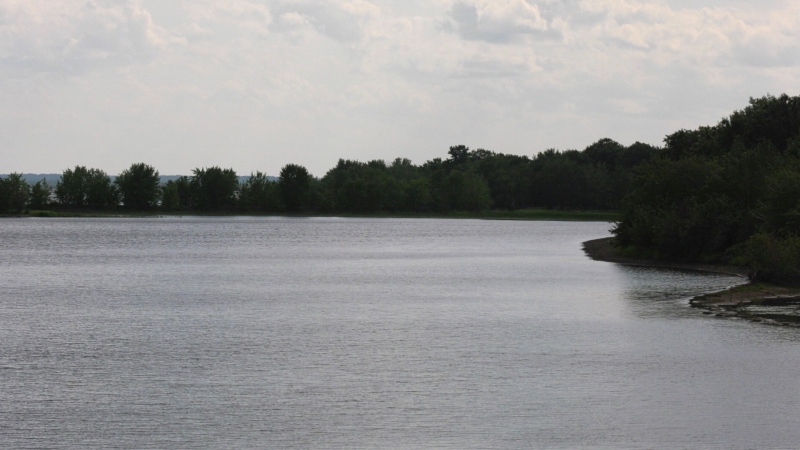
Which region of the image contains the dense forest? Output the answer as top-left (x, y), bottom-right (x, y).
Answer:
top-left (2, 94), bottom-right (799, 283)
top-left (613, 94), bottom-right (800, 284)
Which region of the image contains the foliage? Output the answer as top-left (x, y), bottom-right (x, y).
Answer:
top-left (55, 166), bottom-right (118, 209)
top-left (279, 164), bottom-right (312, 212)
top-left (441, 171), bottom-right (491, 212)
top-left (55, 166), bottom-right (90, 208)
top-left (85, 168), bottom-right (119, 209)
top-left (191, 167), bottom-right (239, 211)
top-left (160, 181), bottom-right (180, 211)
top-left (613, 93), bottom-right (800, 278)
top-left (29, 179), bottom-right (53, 210)
top-left (240, 172), bottom-right (281, 212)
top-left (742, 234), bottom-right (800, 285)
top-left (0, 173), bottom-right (30, 213)
top-left (9, 137), bottom-right (661, 215)
top-left (116, 163), bottom-right (160, 210)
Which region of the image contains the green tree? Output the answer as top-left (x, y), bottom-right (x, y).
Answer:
top-left (0, 178), bottom-right (7, 213)
top-left (29, 179), bottom-right (53, 210)
top-left (56, 166), bottom-right (118, 209)
top-left (160, 180), bottom-right (180, 211)
top-left (56, 166), bottom-right (90, 207)
top-left (116, 163), bottom-right (161, 210)
top-left (442, 171), bottom-right (491, 212)
top-left (279, 164), bottom-right (312, 212)
top-left (0, 173), bottom-right (30, 213)
top-left (240, 172), bottom-right (281, 212)
top-left (758, 166), bottom-right (800, 235)
top-left (85, 168), bottom-right (119, 209)
top-left (174, 176), bottom-right (193, 209)
top-left (191, 167), bottom-right (239, 211)
top-left (403, 178), bottom-right (433, 211)
top-left (743, 233), bottom-right (800, 284)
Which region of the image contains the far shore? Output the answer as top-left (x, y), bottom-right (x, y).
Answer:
top-left (583, 237), bottom-right (800, 327)
top-left (5, 208), bottom-right (620, 222)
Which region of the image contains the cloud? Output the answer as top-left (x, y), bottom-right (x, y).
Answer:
top-left (1, 0), bottom-right (799, 176)
top-left (270, 0), bottom-right (379, 42)
top-left (446, 0), bottom-right (557, 43)
top-left (0, 0), bottom-right (167, 77)
top-left (573, 0), bottom-right (800, 69)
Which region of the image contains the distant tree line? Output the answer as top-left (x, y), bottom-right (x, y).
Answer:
top-left (612, 94), bottom-right (800, 284)
top-left (4, 93), bottom-right (800, 283)
top-left (0, 140), bottom-right (659, 216)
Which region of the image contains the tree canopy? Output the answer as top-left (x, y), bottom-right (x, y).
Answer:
top-left (116, 163), bottom-right (160, 210)
top-left (612, 94), bottom-right (800, 283)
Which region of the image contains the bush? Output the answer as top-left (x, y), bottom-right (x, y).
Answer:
top-left (742, 233), bottom-right (800, 284)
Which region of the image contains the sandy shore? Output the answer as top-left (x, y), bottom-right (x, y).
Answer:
top-left (583, 237), bottom-right (800, 326)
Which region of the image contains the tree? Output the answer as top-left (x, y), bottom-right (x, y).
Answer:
top-left (29, 179), bottom-right (53, 210)
top-left (116, 163), bottom-right (160, 210)
top-left (56, 166), bottom-right (90, 207)
top-left (174, 176), bottom-right (193, 209)
top-left (0, 178), bottom-right (7, 213)
top-left (278, 164), bottom-right (312, 212)
top-left (0, 173), bottom-right (30, 213)
top-left (240, 172), bottom-right (281, 212)
top-left (403, 178), bottom-right (433, 211)
top-left (191, 167), bottom-right (239, 211)
top-left (85, 168), bottom-right (119, 209)
top-left (55, 166), bottom-right (118, 209)
top-left (442, 171), bottom-right (491, 212)
top-left (160, 180), bottom-right (180, 211)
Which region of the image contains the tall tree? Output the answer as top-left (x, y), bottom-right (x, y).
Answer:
top-left (85, 168), bottom-right (118, 209)
top-left (56, 166), bottom-right (90, 207)
top-left (191, 167), bottom-right (239, 211)
top-left (160, 180), bottom-right (180, 211)
top-left (56, 166), bottom-right (118, 209)
top-left (29, 179), bottom-right (53, 210)
top-left (240, 172), bottom-right (281, 212)
top-left (278, 164), bottom-right (312, 212)
top-left (0, 173), bottom-right (30, 213)
top-left (116, 163), bottom-right (161, 210)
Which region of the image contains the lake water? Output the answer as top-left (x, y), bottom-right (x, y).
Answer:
top-left (2, 217), bottom-right (799, 449)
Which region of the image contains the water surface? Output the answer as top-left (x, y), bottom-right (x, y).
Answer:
top-left (1, 217), bottom-right (797, 449)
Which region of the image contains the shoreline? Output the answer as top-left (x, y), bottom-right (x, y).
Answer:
top-left (6, 208), bottom-right (620, 222)
top-left (582, 237), bottom-right (749, 277)
top-left (583, 237), bottom-right (800, 327)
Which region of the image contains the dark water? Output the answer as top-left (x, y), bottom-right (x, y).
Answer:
top-left (1, 217), bottom-right (798, 449)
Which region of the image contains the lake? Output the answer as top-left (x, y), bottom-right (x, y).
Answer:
top-left (1, 217), bottom-right (799, 449)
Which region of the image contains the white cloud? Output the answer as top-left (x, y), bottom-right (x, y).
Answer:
top-left (270, 0), bottom-right (379, 42)
top-left (1, 0), bottom-right (799, 175)
top-left (0, 0), bottom-right (167, 77)
top-left (447, 0), bottom-right (555, 43)
top-left (574, 0), bottom-right (800, 70)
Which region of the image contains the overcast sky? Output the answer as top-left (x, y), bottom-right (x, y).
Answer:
top-left (2, 0), bottom-right (799, 177)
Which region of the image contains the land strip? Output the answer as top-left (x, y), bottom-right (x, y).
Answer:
top-left (583, 237), bottom-right (800, 327)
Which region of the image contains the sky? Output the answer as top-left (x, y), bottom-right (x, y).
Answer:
top-left (2, 0), bottom-right (799, 177)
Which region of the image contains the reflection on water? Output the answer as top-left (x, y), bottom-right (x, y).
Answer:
top-left (1, 217), bottom-right (799, 449)
top-left (614, 264), bottom-right (747, 319)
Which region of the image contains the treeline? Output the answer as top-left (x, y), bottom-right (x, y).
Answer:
top-left (4, 94), bottom-right (800, 281)
top-left (613, 93), bottom-right (800, 284)
top-left (0, 140), bottom-right (659, 215)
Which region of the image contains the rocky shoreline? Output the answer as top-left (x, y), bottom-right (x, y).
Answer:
top-left (583, 237), bottom-right (800, 327)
